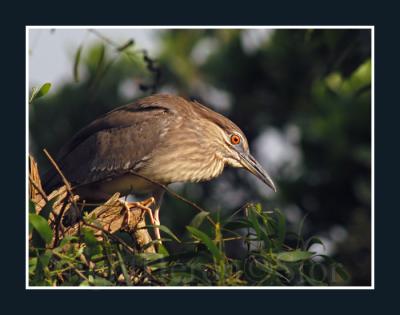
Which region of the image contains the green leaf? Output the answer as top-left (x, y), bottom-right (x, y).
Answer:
top-left (36, 82), bottom-right (51, 98)
top-left (29, 257), bottom-right (37, 275)
top-left (189, 211), bottom-right (210, 229)
top-left (142, 238), bottom-right (171, 251)
top-left (29, 82), bottom-right (52, 104)
top-left (137, 251), bottom-right (196, 267)
top-left (186, 226), bottom-right (223, 262)
top-left (79, 280), bottom-right (90, 286)
top-left (167, 271), bottom-right (197, 285)
top-left (296, 213), bottom-right (309, 248)
top-left (135, 252), bottom-right (165, 264)
top-left (29, 213), bottom-right (53, 245)
top-left (276, 250), bottom-right (314, 262)
top-left (32, 250), bottom-right (52, 284)
top-left (82, 228), bottom-right (102, 257)
top-left (73, 45), bottom-right (82, 82)
top-left (335, 263), bottom-right (350, 282)
top-left (91, 276), bottom-right (113, 286)
top-left (82, 228), bottom-right (98, 247)
top-left (247, 207), bottom-right (270, 247)
top-left (302, 272), bottom-right (327, 286)
top-left (157, 243), bottom-right (169, 256)
top-left (29, 201), bottom-right (36, 234)
top-left (38, 250), bottom-right (52, 268)
top-left (59, 235), bottom-right (79, 247)
top-left (29, 222), bottom-right (33, 236)
top-left (145, 224), bottom-right (180, 243)
top-left (223, 218), bottom-right (251, 231)
top-left (116, 249), bottom-right (133, 286)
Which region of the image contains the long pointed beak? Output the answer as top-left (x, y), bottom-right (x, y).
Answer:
top-left (239, 152), bottom-right (277, 192)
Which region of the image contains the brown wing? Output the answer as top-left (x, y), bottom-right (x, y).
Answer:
top-left (43, 99), bottom-right (175, 193)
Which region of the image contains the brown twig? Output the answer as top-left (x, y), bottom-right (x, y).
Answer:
top-left (29, 174), bottom-right (48, 202)
top-left (52, 198), bottom-right (68, 248)
top-left (42, 149), bottom-right (82, 247)
top-left (128, 171), bottom-right (216, 226)
top-left (43, 149), bottom-right (72, 192)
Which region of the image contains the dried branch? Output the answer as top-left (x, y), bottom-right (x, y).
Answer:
top-left (29, 174), bottom-right (48, 202)
top-left (29, 155), bottom-right (156, 254)
top-left (43, 149), bottom-right (73, 193)
top-left (128, 171), bottom-right (216, 226)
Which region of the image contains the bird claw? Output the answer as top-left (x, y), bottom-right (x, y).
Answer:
top-left (120, 197), bottom-right (162, 246)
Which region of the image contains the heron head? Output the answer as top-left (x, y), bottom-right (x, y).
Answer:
top-left (216, 125), bottom-right (277, 193)
top-left (189, 99), bottom-right (276, 192)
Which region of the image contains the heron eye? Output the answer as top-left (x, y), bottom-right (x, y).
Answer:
top-left (230, 134), bottom-right (241, 145)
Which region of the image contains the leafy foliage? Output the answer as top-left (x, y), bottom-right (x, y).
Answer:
top-left (29, 82), bottom-right (51, 104)
top-left (29, 201), bottom-right (348, 286)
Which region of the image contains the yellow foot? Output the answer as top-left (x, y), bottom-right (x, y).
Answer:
top-left (120, 197), bottom-right (162, 246)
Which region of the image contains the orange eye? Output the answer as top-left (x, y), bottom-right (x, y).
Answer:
top-left (230, 134), bottom-right (241, 145)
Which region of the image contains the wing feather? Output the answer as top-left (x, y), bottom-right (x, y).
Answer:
top-left (43, 100), bottom-right (175, 192)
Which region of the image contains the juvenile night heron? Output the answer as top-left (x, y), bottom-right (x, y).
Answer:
top-left (44, 94), bottom-right (276, 240)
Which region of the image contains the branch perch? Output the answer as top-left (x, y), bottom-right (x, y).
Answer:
top-left (28, 154), bottom-right (155, 254)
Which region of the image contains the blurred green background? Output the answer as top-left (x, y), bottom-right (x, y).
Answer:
top-left (29, 28), bottom-right (372, 285)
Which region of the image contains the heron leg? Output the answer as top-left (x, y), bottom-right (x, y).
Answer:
top-left (152, 189), bottom-right (165, 244)
top-left (121, 197), bottom-right (156, 228)
top-left (120, 190), bottom-right (165, 248)
top-left (153, 208), bottom-right (161, 241)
